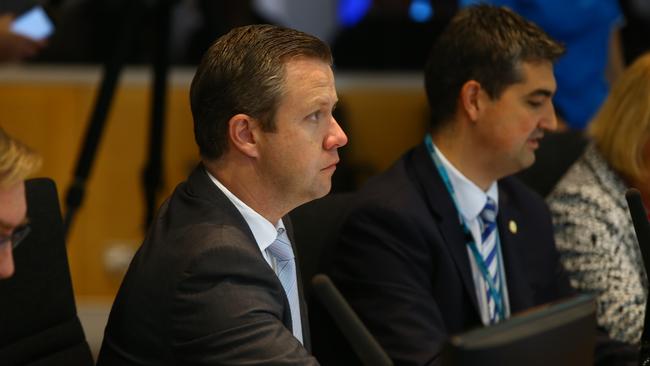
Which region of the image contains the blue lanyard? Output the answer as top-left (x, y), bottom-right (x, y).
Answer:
top-left (424, 134), bottom-right (506, 322)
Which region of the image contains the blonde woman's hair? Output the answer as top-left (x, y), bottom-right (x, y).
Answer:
top-left (589, 52), bottom-right (650, 183)
top-left (0, 127), bottom-right (42, 188)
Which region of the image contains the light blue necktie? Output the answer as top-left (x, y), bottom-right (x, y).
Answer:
top-left (267, 228), bottom-right (303, 344)
top-left (479, 197), bottom-right (501, 323)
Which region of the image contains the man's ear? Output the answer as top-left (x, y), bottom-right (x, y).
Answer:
top-left (228, 113), bottom-right (260, 158)
top-left (460, 80), bottom-right (482, 122)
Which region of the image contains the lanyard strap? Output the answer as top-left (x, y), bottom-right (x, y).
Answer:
top-left (424, 134), bottom-right (505, 321)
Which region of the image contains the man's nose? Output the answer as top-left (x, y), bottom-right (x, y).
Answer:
top-left (0, 243), bottom-right (16, 279)
top-left (324, 117), bottom-right (348, 150)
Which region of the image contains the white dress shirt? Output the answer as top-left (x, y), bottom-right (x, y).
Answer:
top-left (206, 171), bottom-right (284, 268)
top-left (434, 145), bottom-right (511, 324)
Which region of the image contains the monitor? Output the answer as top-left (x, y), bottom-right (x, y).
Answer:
top-left (442, 294), bottom-right (596, 366)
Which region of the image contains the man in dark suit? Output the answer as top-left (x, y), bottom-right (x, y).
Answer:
top-left (329, 5), bottom-right (573, 365)
top-left (97, 24), bottom-right (347, 365)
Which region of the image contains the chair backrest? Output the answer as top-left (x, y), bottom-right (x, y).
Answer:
top-left (0, 178), bottom-right (94, 366)
top-left (516, 130), bottom-right (589, 197)
top-left (291, 192), bottom-right (356, 299)
top-left (291, 192), bottom-right (364, 365)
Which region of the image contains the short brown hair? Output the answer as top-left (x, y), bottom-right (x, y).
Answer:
top-left (589, 52), bottom-right (650, 183)
top-left (0, 127), bottom-right (41, 188)
top-left (190, 24), bottom-right (333, 160)
top-left (425, 4), bottom-right (564, 131)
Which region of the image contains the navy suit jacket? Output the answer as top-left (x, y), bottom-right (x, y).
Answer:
top-left (97, 165), bottom-right (317, 365)
top-left (329, 143), bottom-right (573, 365)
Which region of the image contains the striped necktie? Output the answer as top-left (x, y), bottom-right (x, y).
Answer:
top-left (479, 197), bottom-right (502, 324)
top-left (267, 228), bottom-right (303, 344)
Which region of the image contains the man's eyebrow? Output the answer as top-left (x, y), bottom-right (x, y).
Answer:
top-left (528, 89), bottom-right (553, 98)
top-left (311, 96), bottom-right (338, 106)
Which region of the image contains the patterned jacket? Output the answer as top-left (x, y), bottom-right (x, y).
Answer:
top-left (547, 143), bottom-right (648, 344)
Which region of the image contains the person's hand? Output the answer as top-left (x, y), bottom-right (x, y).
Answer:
top-left (0, 14), bottom-right (46, 62)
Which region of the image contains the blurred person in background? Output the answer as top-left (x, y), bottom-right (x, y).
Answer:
top-left (0, 13), bottom-right (45, 62)
top-left (548, 52), bottom-right (650, 345)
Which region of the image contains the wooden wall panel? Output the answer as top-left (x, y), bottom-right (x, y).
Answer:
top-left (0, 67), bottom-right (428, 299)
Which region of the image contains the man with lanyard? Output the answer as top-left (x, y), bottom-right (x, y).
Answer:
top-left (329, 5), bottom-right (575, 364)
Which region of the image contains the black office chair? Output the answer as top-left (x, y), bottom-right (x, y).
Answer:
top-left (516, 130), bottom-right (589, 197)
top-left (291, 192), bottom-right (355, 298)
top-left (0, 178), bottom-right (94, 366)
top-left (291, 192), bottom-right (368, 365)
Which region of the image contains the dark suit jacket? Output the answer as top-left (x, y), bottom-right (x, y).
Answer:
top-left (97, 165), bottom-right (317, 365)
top-left (329, 144), bottom-right (573, 365)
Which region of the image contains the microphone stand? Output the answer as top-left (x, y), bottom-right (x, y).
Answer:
top-left (62, 0), bottom-right (173, 239)
top-left (624, 189), bottom-right (650, 366)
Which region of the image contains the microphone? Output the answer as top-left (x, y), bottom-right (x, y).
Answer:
top-left (311, 274), bottom-right (393, 366)
top-left (624, 188), bottom-right (650, 364)
top-left (625, 189), bottom-right (650, 276)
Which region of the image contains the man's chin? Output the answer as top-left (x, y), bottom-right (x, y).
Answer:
top-left (296, 183), bottom-right (331, 208)
top-left (313, 183), bottom-right (332, 200)
top-left (518, 153), bottom-right (536, 171)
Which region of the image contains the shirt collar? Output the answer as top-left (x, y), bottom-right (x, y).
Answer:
top-left (433, 145), bottom-right (499, 221)
top-left (205, 170), bottom-right (284, 252)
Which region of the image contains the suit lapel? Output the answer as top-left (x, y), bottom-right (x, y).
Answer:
top-left (496, 186), bottom-right (533, 313)
top-left (187, 164), bottom-right (299, 332)
top-left (408, 144), bottom-right (481, 315)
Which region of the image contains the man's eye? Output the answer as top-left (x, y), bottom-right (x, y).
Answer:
top-left (307, 111), bottom-right (321, 121)
top-left (528, 100), bottom-right (543, 108)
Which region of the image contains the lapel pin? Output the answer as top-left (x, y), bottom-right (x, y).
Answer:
top-left (509, 220), bottom-right (517, 234)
